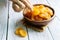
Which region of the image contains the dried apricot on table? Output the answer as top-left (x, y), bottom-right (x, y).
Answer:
top-left (15, 27), bottom-right (21, 35)
top-left (19, 29), bottom-right (27, 37)
top-left (15, 27), bottom-right (27, 37)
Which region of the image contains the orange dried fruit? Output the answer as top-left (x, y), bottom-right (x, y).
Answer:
top-left (39, 5), bottom-right (45, 9)
top-left (19, 29), bottom-right (27, 37)
top-left (46, 7), bottom-right (53, 16)
top-left (15, 27), bottom-right (27, 37)
top-left (15, 27), bottom-right (21, 35)
top-left (32, 6), bottom-right (40, 16)
top-left (39, 12), bottom-right (51, 20)
top-left (34, 15), bottom-right (43, 21)
top-left (24, 4), bottom-right (53, 21)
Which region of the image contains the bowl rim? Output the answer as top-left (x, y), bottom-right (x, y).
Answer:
top-left (23, 4), bottom-right (55, 22)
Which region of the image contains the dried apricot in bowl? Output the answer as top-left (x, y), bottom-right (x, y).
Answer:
top-left (24, 4), bottom-right (54, 21)
top-left (39, 12), bottom-right (51, 20)
top-left (45, 7), bottom-right (53, 16)
top-left (32, 7), bottom-right (40, 16)
top-left (23, 4), bottom-right (55, 26)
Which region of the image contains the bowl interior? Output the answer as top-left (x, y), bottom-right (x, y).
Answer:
top-left (23, 4), bottom-right (55, 22)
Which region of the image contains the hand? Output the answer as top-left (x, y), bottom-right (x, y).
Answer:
top-left (11, 0), bottom-right (33, 12)
top-left (11, 0), bottom-right (25, 12)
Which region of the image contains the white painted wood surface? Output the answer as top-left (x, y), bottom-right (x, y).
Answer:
top-left (46, 0), bottom-right (60, 40)
top-left (0, 0), bottom-right (8, 40)
top-left (46, 0), bottom-right (60, 19)
top-left (27, 28), bottom-right (53, 40)
top-left (47, 17), bottom-right (60, 40)
top-left (0, 0), bottom-right (60, 40)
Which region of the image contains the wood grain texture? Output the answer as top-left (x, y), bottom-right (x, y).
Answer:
top-left (0, 1), bottom-right (8, 40)
top-left (47, 17), bottom-right (60, 40)
top-left (46, 0), bottom-right (60, 40)
top-left (7, 2), bottom-right (28, 40)
top-left (29, 0), bottom-right (49, 5)
top-left (27, 28), bottom-right (53, 40)
top-left (46, 0), bottom-right (60, 19)
top-left (5, 0), bottom-right (60, 40)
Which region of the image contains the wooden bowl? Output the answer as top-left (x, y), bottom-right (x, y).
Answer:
top-left (23, 4), bottom-right (55, 26)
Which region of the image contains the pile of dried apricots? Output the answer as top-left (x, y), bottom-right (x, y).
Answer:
top-left (25, 5), bottom-right (53, 21)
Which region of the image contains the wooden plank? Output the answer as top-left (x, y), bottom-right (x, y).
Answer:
top-left (46, 0), bottom-right (60, 7)
top-left (47, 17), bottom-right (60, 40)
top-left (29, 0), bottom-right (49, 5)
top-left (46, 0), bottom-right (60, 40)
top-left (46, 0), bottom-right (60, 19)
top-left (7, 1), bottom-right (28, 40)
top-left (27, 0), bottom-right (53, 40)
top-left (0, 0), bottom-right (8, 40)
top-left (28, 28), bottom-right (53, 40)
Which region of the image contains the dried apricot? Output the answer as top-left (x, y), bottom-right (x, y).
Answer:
top-left (15, 27), bottom-right (27, 37)
top-left (32, 6), bottom-right (40, 16)
top-left (46, 7), bottom-right (53, 16)
top-left (19, 29), bottom-right (27, 37)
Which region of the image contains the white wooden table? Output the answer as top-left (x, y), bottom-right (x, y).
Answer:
top-left (0, 0), bottom-right (60, 40)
